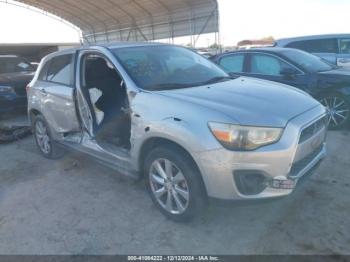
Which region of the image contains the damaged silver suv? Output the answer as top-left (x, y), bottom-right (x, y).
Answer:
top-left (27, 43), bottom-right (327, 221)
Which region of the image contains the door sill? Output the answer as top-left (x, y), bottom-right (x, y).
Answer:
top-left (59, 138), bottom-right (139, 180)
top-left (97, 140), bottom-right (130, 156)
top-left (62, 132), bottom-right (83, 143)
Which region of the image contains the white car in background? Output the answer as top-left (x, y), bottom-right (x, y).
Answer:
top-left (275, 34), bottom-right (350, 68)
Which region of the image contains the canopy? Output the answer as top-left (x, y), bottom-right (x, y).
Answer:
top-left (16, 0), bottom-right (219, 44)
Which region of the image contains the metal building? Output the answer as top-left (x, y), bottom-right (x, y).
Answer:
top-left (0, 43), bottom-right (79, 62)
top-left (9, 0), bottom-right (219, 46)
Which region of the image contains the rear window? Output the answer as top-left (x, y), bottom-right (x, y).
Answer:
top-left (44, 54), bottom-right (74, 86)
top-left (286, 39), bottom-right (338, 53)
top-left (281, 49), bottom-right (334, 73)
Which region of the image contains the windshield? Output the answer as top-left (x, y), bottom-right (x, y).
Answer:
top-left (0, 56), bottom-right (34, 74)
top-left (281, 49), bottom-right (335, 73)
top-left (112, 45), bottom-right (230, 91)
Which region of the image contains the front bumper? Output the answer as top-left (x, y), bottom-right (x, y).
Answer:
top-left (193, 105), bottom-right (327, 200)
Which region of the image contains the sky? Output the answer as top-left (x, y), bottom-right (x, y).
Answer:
top-left (0, 0), bottom-right (349, 47)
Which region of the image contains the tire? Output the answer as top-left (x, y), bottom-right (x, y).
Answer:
top-left (144, 144), bottom-right (207, 222)
top-left (318, 93), bottom-right (350, 130)
top-left (32, 114), bottom-right (65, 159)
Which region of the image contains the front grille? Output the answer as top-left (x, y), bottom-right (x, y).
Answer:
top-left (299, 116), bottom-right (327, 144)
top-left (289, 146), bottom-right (323, 177)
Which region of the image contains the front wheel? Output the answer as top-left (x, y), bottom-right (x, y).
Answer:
top-left (144, 145), bottom-right (207, 222)
top-left (319, 93), bottom-right (350, 130)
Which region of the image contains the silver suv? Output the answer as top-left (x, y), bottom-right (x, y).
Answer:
top-left (27, 43), bottom-right (327, 221)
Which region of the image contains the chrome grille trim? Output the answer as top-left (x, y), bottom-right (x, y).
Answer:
top-left (289, 145), bottom-right (323, 178)
top-left (299, 116), bottom-right (327, 144)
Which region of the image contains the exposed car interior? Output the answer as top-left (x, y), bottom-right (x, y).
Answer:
top-left (82, 54), bottom-right (131, 150)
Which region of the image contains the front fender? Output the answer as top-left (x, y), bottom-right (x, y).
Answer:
top-left (131, 117), bottom-right (221, 170)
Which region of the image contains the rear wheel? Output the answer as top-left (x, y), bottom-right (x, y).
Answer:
top-left (319, 93), bottom-right (350, 130)
top-left (144, 145), bottom-right (207, 222)
top-left (33, 114), bottom-right (65, 159)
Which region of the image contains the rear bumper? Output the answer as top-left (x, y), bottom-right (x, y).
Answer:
top-left (193, 105), bottom-right (327, 200)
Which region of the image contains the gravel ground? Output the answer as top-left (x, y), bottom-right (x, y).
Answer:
top-left (0, 130), bottom-right (349, 255)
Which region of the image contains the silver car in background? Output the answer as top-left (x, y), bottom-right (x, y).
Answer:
top-left (275, 34), bottom-right (350, 68)
top-left (27, 43), bottom-right (327, 221)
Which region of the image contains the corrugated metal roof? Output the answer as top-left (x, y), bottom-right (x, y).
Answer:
top-left (16, 0), bottom-right (219, 44)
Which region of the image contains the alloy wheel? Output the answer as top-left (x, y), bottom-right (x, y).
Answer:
top-left (320, 96), bottom-right (349, 128)
top-left (35, 120), bottom-right (51, 154)
top-left (149, 158), bottom-right (190, 215)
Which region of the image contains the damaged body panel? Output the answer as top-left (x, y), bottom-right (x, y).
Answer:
top-left (27, 43), bottom-right (327, 221)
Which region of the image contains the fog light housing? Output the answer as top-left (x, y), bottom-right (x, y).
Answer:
top-left (234, 171), bottom-right (267, 195)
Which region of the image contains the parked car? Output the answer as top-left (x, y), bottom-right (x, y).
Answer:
top-left (0, 55), bottom-right (35, 113)
top-left (275, 34), bottom-right (350, 68)
top-left (0, 55), bottom-right (36, 114)
top-left (27, 43), bottom-right (327, 221)
top-left (210, 48), bottom-right (350, 129)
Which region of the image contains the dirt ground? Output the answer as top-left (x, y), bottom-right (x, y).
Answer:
top-left (0, 126), bottom-right (349, 255)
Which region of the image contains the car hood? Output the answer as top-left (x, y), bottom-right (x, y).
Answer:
top-left (0, 71), bottom-right (35, 96)
top-left (158, 77), bottom-right (320, 127)
top-left (316, 68), bottom-right (350, 89)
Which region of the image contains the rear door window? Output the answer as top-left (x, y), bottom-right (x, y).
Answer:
top-left (339, 39), bottom-right (350, 54)
top-left (46, 54), bottom-right (74, 86)
top-left (286, 39), bottom-right (338, 53)
top-left (218, 54), bottom-right (245, 73)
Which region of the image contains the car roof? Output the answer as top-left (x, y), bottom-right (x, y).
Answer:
top-left (98, 41), bottom-right (168, 49)
top-left (276, 34), bottom-right (350, 46)
top-left (43, 42), bottom-right (173, 60)
top-left (214, 47), bottom-right (296, 57)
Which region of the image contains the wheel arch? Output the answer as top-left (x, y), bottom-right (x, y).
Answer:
top-left (316, 89), bottom-right (350, 129)
top-left (314, 87), bottom-right (350, 100)
top-left (29, 109), bottom-right (42, 126)
top-left (138, 137), bottom-right (208, 196)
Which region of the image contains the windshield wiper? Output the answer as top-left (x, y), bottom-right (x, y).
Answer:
top-left (146, 83), bottom-right (193, 91)
top-left (200, 76), bottom-right (235, 85)
top-left (146, 76), bottom-right (236, 91)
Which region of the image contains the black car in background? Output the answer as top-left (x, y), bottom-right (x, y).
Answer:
top-left (0, 55), bottom-right (35, 114)
top-left (210, 48), bottom-right (350, 129)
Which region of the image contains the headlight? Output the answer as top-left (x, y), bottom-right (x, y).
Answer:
top-left (0, 86), bottom-right (15, 94)
top-left (208, 122), bottom-right (283, 151)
